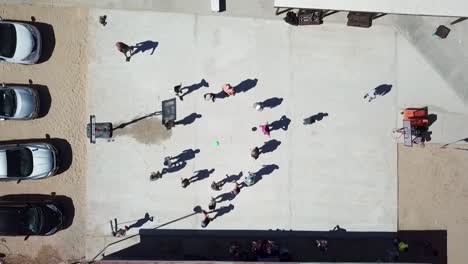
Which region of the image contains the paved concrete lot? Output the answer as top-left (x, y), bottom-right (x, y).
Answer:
top-left (86, 9), bottom-right (401, 257)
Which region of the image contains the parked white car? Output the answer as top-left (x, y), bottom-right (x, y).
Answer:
top-left (0, 19), bottom-right (41, 64)
top-left (0, 83), bottom-right (39, 120)
top-left (0, 143), bottom-right (58, 181)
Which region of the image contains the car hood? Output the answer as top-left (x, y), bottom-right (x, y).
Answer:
top-left (12, 24), bottom-right (34, 61)
top-left (0, 151), bottom-right (6, 177)
top-left (29, 146), bottom-right (54, 178)
top-left (13, 88), bottom-right (36, 118)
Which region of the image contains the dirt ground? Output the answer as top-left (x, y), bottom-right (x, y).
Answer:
top-left (399, 143), bottom-right (468, 264)
top-left (0, 5), bottom-right (88, 264)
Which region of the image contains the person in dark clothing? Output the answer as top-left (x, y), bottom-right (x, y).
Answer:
top-left (204, 93), bottom-right (216, 102)
top-left (181, 178), bottom-right (190, 188)
top-left (251, 147), bottom-right (260, 160)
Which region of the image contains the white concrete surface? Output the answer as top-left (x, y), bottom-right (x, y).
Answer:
top-left (86, 8), bottom-right (468, 258)
top-left (275, 0), bottom-right (468, 17)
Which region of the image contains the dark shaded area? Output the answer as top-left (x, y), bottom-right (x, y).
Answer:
top-left (254, 164), bottom-right (279, 180)
top-left (131, 40), bottom-right (159, 56)
top-left (0, 136), bottom-right (72, 174)
top-left (220, 172), bottom-right (243, 186)
top-left (441, 137), bottom-right (468, 148)
top-left (105, 229), bottom-right (446, 264)
top-left (180, 79), bottom-right (209, 98)
top-left (175, 113), bottom-right (202, 126)
top-left (212, 204), bottom-right (234, 220)
top-left (173, 149), bottom-right (200, 163)
top-left (374, 84), bottom-right (393, 96)
top-left (219, 0), bottom-right (226, 12)
top-left (8, 19), bottom-right (56, 63)
top-left (126, 213), bottom-right (154, 231)
top-left (214, 192), bottom-right (235, 203)
top-left (188, 169), bottom-right (215, 183)
top-left (215, 90), bottom-right (229, 100)
top-left (234, 78), bottom-right (258, 94)
top-left (7, 80), bottom-right (51, 118)
top-left (0, 193), bottom-right (75, 230)
top-left (113, 111), bottom-right (160, 131)
top-left (269, 115), bottom-right (291, 131)
top-left (259, 97), bottom-right (283, 109)
top-left (304, 112), bottom-right (329, 125)
top-left (259, 139), bottom-right (281, 154)
top-left (162, 161), bottom-right (187, 174)
top-left (450, 17), bottom-right (468, 25)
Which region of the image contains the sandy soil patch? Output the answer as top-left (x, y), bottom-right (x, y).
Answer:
top-left (399, 143), bottom-right (468, 264)
top-left (0, 4), bottom-right (88, 263)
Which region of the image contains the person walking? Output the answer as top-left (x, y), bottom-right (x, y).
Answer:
top-left (181, 178), bottom-right (190, 188)
top-left (251, 147), bottom-right (260, 160)
top-left (363, 88), bottom-right (377, 102)
top-left (223, 83), bottom-right (236, 97)
top-left (201, 210), bottom-right (211, 228)
top-left (115, 42), bottom-right (134, 62)
top-left (208, 197), bottom-right (216, 210)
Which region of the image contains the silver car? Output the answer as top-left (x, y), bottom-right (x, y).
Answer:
top-left (0, 18), bottom-right (42, 64)
top-left (0, 83), bottom-right (39, 120)
top-left (0, 143), bottom-right (58, 181)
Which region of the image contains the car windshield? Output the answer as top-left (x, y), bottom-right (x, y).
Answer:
top-left (0, 89), bottom-right (17, 117)
top-left (6, 148), bottom-right (33, 177)
top-left (0, 23), bottom-right (17, 58)
top-left (21, 207), bottom-right (41, 234)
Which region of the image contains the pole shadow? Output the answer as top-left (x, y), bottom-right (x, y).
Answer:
top-left (113, 111), bottom-right (160, 131)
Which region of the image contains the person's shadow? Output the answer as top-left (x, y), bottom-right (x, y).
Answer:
top-left (212, 204), bottom-right (235, 220)
top-left (126, 212), bottom-right (154, 230)
top-left (188, 168), bottom-right (215, 183)
top-left (259, 97), bottom-right (283, 109)
top-left (215, 192), bottom-right (235, 203)
top-left (303, 112), bottom-right (329, 125)
top-left (174, 149), bottom-right (201, 163)
top-left (162, 161), bottom-right (187, 174)
top-left (259, 140), bottom-right (281, 154)
top-left (254, 164), bottom-right (279, 184)
top-left (181, 79), bottom-right (209, 97)
top-left (374, 84), bottom-right (392, 96)
top-left (269, 115), bottom-right (291, 131)
top-left (175, 113), bottom-right (202, 126)
top-left (234, 78), bottom-right (258, 93)
top-left (131, 40), bottom-right (159, 56)
top-left (220, 172), bottom-right (243, 186)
